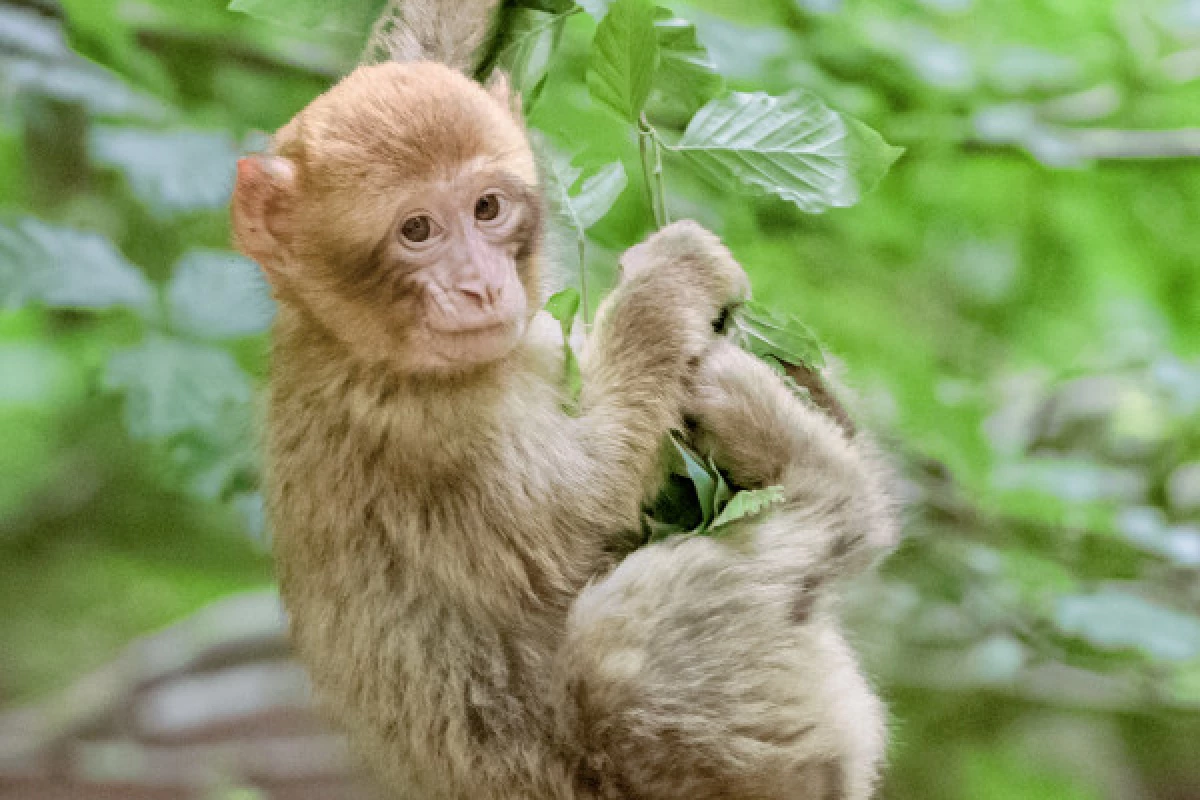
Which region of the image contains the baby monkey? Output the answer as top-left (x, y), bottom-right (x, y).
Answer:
top-left (232, 44), bottom-right (896, 800)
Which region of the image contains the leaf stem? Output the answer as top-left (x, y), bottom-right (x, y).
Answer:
top-left (637, 121), bottom-right (663, 229)
top-left (577, 234), bottom-right (591, 326)
top-left (638, 115), bottom-right (670, 228)
top-left (650, 124), bottom-right (670, 226)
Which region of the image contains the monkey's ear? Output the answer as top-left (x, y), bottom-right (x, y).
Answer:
top-left (485, 70), bottom-right (523, 123)
top-left (231, 155), bottom-right (296, 283)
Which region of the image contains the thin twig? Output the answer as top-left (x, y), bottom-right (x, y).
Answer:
top-left (649, 124), bottom-right (670, 226)
top-left (637, 120), bottom-right (664, 229)
top-left (577, 235), bottom-right (590, 327)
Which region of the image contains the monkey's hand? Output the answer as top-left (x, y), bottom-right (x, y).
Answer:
top-left (685, 339), bottom-right (899, 578)
top-left (619, 219), bottom-right (750, 329)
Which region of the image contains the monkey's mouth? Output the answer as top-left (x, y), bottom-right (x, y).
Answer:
top-left (428, 317), bottom-right (513, 335)
top-left (426, 315), bottom-right (527, 366)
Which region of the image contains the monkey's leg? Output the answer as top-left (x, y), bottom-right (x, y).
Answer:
top-left (685, 339), bottom-right (900, 583)
top-left (555, 535), bottom-right (886, 800)
top-left (555, 340), bottom-right (899, 800)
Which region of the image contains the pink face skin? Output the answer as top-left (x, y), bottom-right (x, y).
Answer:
top-left (232, 152), bottom-right (543, 374)
top-left (382, 168), bottom-right (539, 370)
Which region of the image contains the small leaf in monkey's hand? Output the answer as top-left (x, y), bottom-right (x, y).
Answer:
top-left (670, 91), bottom-right (904, 213)
top-left (642, 473), bottom-right (701, 542)
top-left (587, 0), bottom-right (660, 123)
top-left (710, 485), bottom-right (787, 531)
top-left (669, 432), bottom-right (719, 530)
top-left (228, 0), bottom-right (384, 33)
top-left (544, 289), bottom-right (584, 413)
top-left (710, 456), bottom-right (733, 515)
top-left (642, 513), bottom-right (687, 544)
top-left (494, 7), bottom-right (572, 107)
top-left (728, 301), bottom-right (826, 370)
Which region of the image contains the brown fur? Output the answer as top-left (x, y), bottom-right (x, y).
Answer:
top-left (233, 55), bottom-right (898, 800)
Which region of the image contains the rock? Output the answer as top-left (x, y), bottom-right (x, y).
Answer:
top-left (134, 662), bottom-right (314, 744)
top-left (0, 591), bottom-right (377, 799)
top-left (132, 591), bottom-right (289, 688)
top-left (69, 735), bottom-right (353, 788)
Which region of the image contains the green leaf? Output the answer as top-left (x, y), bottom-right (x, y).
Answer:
top-left (670, 433), bottom-right (718, 530)
top-left (642, 513), bottom-right (687, 544)
top-left (587, 0), bottom-right (659, 123)
top-left (166, 250), bottom-right (275, 340)
top-left (544, 288), bottom-right (583, 412)
top-left (227, 0), bottom-right (385, 33)
top-left (651, 8), bottom-right (723, 119)
top-left (710, 485), bottom-right (786, 529)
top-left (542, 151), bottom-right (628, 235)
top-left (0, 342), bottom-right (80, 408)
top-left (728, 301), bottom-right (826, 370)
top-left (711, 457), bottom-right (733, 514)
top-left (89, 127), bottom-right (240, 219)
top-left (517, 0), bottom-right (577, 12)
top-left (572, 161), bottom-right (628, 229)
top-left (685, 10), bottom-right (793, 82)
top-left (494, 7), bottom-right (572, 108)
top-left (670, 91), bottom-right (904, 213)
top-left (577, 0), bottom-right (611, 18)
top-left (1055, 589), bottom-right (1200, 663)
top-left (104, 334), bottom-right (254, 441)
top-left (544, 287), bottom-right (581, 329)
top-left (0, 6), bottom-right (70, 60)
top-left (0, 218), bottom-right (155, 314)
top-left (170, 402), bottom-right (259, 501)
top-left (0, 8), bottom-right (166, 121)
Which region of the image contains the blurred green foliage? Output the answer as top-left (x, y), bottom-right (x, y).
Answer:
top-left (1, 0), bottom-right (1199, 797)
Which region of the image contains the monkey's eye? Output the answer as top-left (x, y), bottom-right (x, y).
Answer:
top-left (400, 215), bottom-right (433, 243)
top-left (475, 193), bottom-right (502, 222)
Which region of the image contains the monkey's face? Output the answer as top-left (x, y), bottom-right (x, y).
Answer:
top-left (232, 61), bottom-right (543, 374)
top-left (376, 164), bottom-right (541, 369)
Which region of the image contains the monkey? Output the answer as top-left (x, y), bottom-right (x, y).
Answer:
top-left (229, 1), bottom-right (899, 798)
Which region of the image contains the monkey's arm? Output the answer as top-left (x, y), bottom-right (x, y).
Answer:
top-left (558, 221), bottom-right (749, 531)
top-left (687, 339), bottom-right (900, 581)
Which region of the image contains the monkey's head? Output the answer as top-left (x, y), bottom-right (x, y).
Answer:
top-left (232, 62), bottom-right (541, 373)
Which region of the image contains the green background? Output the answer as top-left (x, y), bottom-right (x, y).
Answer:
top-left (1, 0), bottom-right (1199, 797)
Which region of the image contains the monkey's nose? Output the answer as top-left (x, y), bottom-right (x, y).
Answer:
top-left (457, 280), bottom-right (499, 311)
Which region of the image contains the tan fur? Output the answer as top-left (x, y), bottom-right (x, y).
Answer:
top-left (235, 55), bottom-right (898, 800)
top-left (363, 0), bottom-right (506, 72)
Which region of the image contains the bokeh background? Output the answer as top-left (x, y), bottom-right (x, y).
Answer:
top-left (2, 0), bottom-right (1200, 797)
